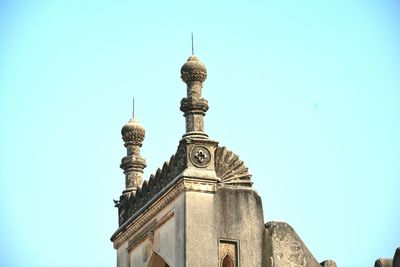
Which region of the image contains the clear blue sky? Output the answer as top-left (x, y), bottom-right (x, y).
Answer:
top-left (0, 1), bottom-right (399, 267)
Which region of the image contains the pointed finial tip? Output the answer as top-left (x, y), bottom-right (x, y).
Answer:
top-left (191, 32), bottom-right (194, 55)
top-left (132, 96), bottom-right (135, 119)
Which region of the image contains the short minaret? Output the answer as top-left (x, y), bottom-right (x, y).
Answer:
top-left (180, 55), bottom-right (209, 139)
top-left (120, 115), bottom-right (146, 195)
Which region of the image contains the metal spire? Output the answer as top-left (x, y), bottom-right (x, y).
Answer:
top-left (191, 32), bottom-right (194, 55)
top-left (132, 96), bottom-right (135, 119)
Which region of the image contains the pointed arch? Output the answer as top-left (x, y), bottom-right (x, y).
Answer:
top-left (147, 251), bottom-right (170, 267)
top-left (222, 253), bottom-right (234, 267)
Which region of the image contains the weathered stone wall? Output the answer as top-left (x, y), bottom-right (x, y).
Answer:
top-left (117, 242), bottom-right (129, 267)
top-left (116, 193), bottom-right (185, 267)
top-left (185, 187), bottom-right (265, 266)
top-left (263, 221), bottom-right (321, 267)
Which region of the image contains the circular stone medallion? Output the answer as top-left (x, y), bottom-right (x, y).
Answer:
top-left (190, 146), bottom-right (211, 167)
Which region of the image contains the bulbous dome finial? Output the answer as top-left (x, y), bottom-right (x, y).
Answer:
top-left (120, 116), bottom-right (147, 198)
top-left (121, 118), bottom-right (145, 147)
top-left (181, 55), bottom-right (207, 84)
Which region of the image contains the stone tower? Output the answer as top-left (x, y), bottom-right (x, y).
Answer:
top-left (111, 54), bottom-right (335, 267)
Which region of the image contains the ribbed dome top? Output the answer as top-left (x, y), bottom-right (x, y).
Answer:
top-left (180, 55), bottom-right (207, 83)
top-left (121, 118), bottom-right (145, 146)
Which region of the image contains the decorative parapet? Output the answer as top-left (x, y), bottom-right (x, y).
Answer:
top-left (112, 180), bottom-right (186, 248)
top-left (116, 144), bottom-right (253, 227)
top-left (117, 147), bottom-right (185, 226)
top-left (112, 179), bottom-right (218, 249)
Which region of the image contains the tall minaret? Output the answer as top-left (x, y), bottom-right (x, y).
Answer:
top-left (120, 115), bottom-right (146, 196)
top-left (180, 55), bottom-right (209, 139)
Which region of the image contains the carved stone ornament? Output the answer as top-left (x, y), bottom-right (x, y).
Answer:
top-left (180, 55), bottom-right (207, 83)
top-left (117, 145), bottom-right (187, 226)
top-left (215, 146), bottom-right (253, 187)
top-left (190, 145), bottom-right (211, 167)
top-left (180, 97), bottom-right (209, 114)
top-left (121, 118), bottom-right (145, 147)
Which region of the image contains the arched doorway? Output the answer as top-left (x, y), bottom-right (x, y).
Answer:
top-left (222, 254), bottom-right (234, 267)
